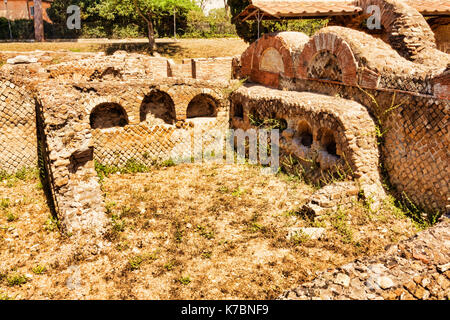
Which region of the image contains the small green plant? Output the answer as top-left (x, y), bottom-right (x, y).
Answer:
top-left (331, 208), bottom-right (353, 244)
top-left (159, 159), bottom-right (176, 168)
top-left (174, 229), bottom-right (184, 242)
top-left (164, 260), bottom-right (177, 271)
top-left (32, 265), bottom-right (47, 275)
top-left (231, 187), bottom-right (245, 197)
top-left (197, 225), bottom-right (215, 240)
top-left (178, 276), bottom-right (191, 285)
top-left (44, 215), bottom-right (60, 232)
top-left (6, 212), bottom-right (17, 222)
top-left (111, 214), bottom-right (125, 233)
top-left (7, 273), bottom-right (28, 287)
top-left (290, 230), bottom-right (310, 245)
top-left (0, 198), bottom-right (10, 210)
top-left (396, 192), bottom-right (442, 229)
top-left (143, 250), bottom-right (160, 261)
top-left (128, 256), bottom-right (144, 271)
top-left (105, 201), bottom-right (117, 215)
top-left (201, 251), bottom-right (212, 259)
top-left (15, 167), bottom-right (38, 181)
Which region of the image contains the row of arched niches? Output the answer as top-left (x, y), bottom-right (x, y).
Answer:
top-left (89, 90), bottom-right (219, 129)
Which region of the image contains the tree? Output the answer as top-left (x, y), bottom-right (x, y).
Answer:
top-left (228, 0), bottom-right (327, 43)
top-left (197, 0), bottom-right (210, 11)
top-left (96, 0), bottom-right (197, 54)
top-left (34, 0), bottom-right (44, 41)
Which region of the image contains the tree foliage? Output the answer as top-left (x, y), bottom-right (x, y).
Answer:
top-left (95, 0), bottom-right (197, 53)
top-left (228, 0), bottom-right (327, 43)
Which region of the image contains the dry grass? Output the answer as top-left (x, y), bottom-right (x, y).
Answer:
top-left (0, 38), bottom-right (248, 62)
top-left (0, 162), bottom-right (418, 300)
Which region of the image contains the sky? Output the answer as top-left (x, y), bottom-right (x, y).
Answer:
top-left (203, 0), bottom-right (225, 14)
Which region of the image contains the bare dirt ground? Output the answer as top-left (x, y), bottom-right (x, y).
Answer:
top-left (0, 38), bottom-right (249, 62)
top-left (0, 163), bottom-right (420, 300)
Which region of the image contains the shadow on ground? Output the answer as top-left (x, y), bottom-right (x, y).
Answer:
top-left (100, 41), bottom-right (182, 57)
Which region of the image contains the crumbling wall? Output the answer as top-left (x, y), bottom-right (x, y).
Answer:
top-left (231, 84), bottom-right (385, 205)
top-left (282, 218), bottom-right (450, 300)
top-left (32, 78), bottom-right (230, 235)
top-left (239, 26), bottom-right (449, 214)
top-left (357, 0), bottom-right (445, 65)
top-left (282, 78), bottom-right (449, 213)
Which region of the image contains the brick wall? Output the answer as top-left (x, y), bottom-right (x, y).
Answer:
top-left (0, 79), bottom-right (37, 174)
top-left (281, 77), bottom-right (449, 214)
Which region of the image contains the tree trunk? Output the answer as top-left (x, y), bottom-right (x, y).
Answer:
top-left (224, 0), bottom-right (230, 18)
top-left (147, 18), bottom-right (155, 55)
top-left (33, 0), bottom-right (44, 42)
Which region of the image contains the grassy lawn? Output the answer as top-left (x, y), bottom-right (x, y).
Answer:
top-left (0, 162), bottom-right (419, 300)
top-left (0, 38), bottom-right (249, 62)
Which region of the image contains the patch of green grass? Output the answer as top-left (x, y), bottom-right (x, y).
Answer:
top-left (395, 193), bottom-right (442, 230)
top-left (44, 215), bottom-right (60, 232)
top-left (174, 229), bottom-right (184, 242)
top-left (15, 167), bottom-right (38, 181)
top-left (231, 187), bottom-right (246, 197)
top-left (331, 208), bottom-right (354, 244)
top-left (197, 225), bottom-right (215, 240)
top-left (159, 159), bottom-right (176, 168)
top-left (128, 256), bottom-right (144, 271)
top-left (178, 276), bottom-right (191, 285)
top-left (164, 260), bottom-right (177, 271)
top-left (0, 198), bottom-right (10, 210)
top-left (6, 273), bottom-right (28, 287)
top-left (32, 265), bottom-right (47, 275)
top-left (143, 250), bottom-right (160, 261)
top-left (6, 211), bottom-right (17, 222)
top-left (201, 251), bottom-right (212, 259)
top-left (111, 214), bottom-right (125, 233)
top-left (290, 230), bottom-right (310, 246)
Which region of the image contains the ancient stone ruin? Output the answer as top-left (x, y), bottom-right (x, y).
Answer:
top-left (0, 0), bottom-right (448, 294)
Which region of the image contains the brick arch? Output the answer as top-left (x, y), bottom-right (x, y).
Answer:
top-left (89, 103), bottom-right (129, 130)
top-left (241, 32), bottom-right (309, 88)
top-left (296, 33), bottom-right (358, 86)
top-left (140, 89), bottom-right (176, 125)
top-left (84, 96), bottom-right (136, 124)
top-left (358, 0), bottom-right (437, 62)
top-left (186, 93), bottom-right (218, 118)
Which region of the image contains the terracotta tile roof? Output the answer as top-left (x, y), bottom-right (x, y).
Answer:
top-left (238, 0), bottom-right (450, 20)
top-left (405, 1), bottom-right (450, 15)
top-left (240, 1), bottom-right (362, 20)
